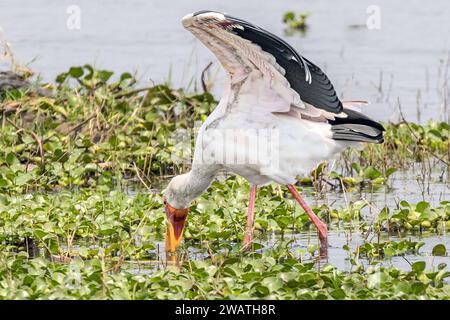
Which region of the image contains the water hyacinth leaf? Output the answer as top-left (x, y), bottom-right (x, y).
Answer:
top-left (55, 72), bottom-right (68, 84)
top-left (399, 200), bottom-right (410, 207)
top-left (15, 173), bottom-right (32, 186)
top-left (351, 162), bottom-right (361, 174)
top-left (262, 276), bottom-right (283, 292)
top-left (437, 263), bottom-right (447, 270)
top-left (411, 261), bottom-right (426, 273)
top-left (68, 66), bottom-right (84, 78)
top-left (120, 72), bottom-right (133, 81)
top-left (98, 70), bottom-right (114, 83)
top-left (428, 129), bottom-right (442, 139)
top-left (363, 166), bottom-right (382, 180)
top-left (307, 244), bottom-right (320, 254)
top-left (378, 207), bottom-right (389, 222)
top-left (330, 288), bottom-right (346, 299)
top-left (385, 167), bottom-right (397, 177)
top-left (415, 201), bottom-right (430, 213)
top-left (367, 272), bottom-right (388, 289)
top-left (432, 244), bottom-right (447, 256)
top-left (0, 178), bottom-right (8, 187)
top-left (328, 171), bottom-right (341, 179)
top-left (83, 64), bottom-right (95, 79)
top-left (6, 152), bottom-right (17, 166)
top-left (283, 11), bottom-right (295, 23)
top-left (383, 247), bottom-right (395, 257)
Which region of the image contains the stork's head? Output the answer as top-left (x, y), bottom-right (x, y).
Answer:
top-left (181, 10), bottom-right (227, 29)
top-left (164, 175), bottom-right (190, 253)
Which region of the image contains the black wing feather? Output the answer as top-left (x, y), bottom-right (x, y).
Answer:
top-left (329, 108), bottom-right (385, 143)
top-left (223, 14), bottom-right (343, 114)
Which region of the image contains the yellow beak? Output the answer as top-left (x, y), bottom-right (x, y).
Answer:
top-left (164, 198), bottom-right (189, 253)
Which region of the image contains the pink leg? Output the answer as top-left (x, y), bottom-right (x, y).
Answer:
top-left (287, 184), bottom-right (328, 249)
top-left (243, 185), bottom-right (257, 249)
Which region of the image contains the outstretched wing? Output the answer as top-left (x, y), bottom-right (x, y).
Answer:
top-left (182, 10), bottom-right (343, 117)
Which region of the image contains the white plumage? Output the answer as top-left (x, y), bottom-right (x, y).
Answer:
top-left (182, 12), bottom-right (351, 186)
top-left (163, 11), bottom-right (384, 253)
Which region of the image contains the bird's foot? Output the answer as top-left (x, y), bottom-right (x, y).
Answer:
top-left (317, 222), bottom-right (328, 242)
top-left (318, 222), bottom-right (328, 258)
top-left (241, 231), bottom-right (253, 252)
top-left (242, 185), bottom-right (257, 252)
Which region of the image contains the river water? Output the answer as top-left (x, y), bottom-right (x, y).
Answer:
top-left (1, 0), bottom-right (450, 123)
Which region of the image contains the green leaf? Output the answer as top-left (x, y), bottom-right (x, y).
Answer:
top-left (330, 288), bottom-right (346, 299)
top-left (283, 12), bottom-right (295, 23)
top-left (68, 66), bottom-right (84, 78)
top-left (120, 72), bottom-right (133, 82)
top-left (15, 173), bottom-right (31, 186)
top-left (6, 152), bottom-right (17, 166)
top-left (351, 162), bottom-right (361, 174)
top-left (307, 244), bottom-right (319, 254)
top-left (363, 166), bottom-right (382, 180)
top-left (432, 244), bottom-right (447, 256)
top-left (55, 72), bottom-right (68, 84)
top-left (378, 207), bottom-right (389, 222)
top-left (255, 285), bottom-right (269, 296)
top-left (399, 200), bottom-right (410, 207)
top-left (412, 261), bottom-right (426, 273)
top-left (385, 167), bottom-right (397, 177)
top-left (98, 70), bottom-right (114, 83)
top-left (415, 201), bottom-right (430, 213)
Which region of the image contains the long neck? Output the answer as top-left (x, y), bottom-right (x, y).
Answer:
top-left (166, 166), bottom-right (218, 209)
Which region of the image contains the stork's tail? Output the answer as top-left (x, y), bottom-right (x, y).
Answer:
top-left (328, 108), bottom-right (384, 143)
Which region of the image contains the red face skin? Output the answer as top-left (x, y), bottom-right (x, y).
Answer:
top-left (164, 197), bottom-right (189, 252)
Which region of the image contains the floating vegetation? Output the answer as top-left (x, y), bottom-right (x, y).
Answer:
top-left (355, 240), bottom-right (425, 260)
top-left (0, 176), bottom-right (448, 299)
top-left (1, 241), bottom-right (449, 299)
top-left (283, 11), bottom-right (310, 34)
top-left (377, 201), bottom-right (450, 232)
top-left (328, 163), bottom-right (397, 189)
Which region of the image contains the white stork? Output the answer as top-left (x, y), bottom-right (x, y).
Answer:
top-left (163, 11), bottom-right (384, 253)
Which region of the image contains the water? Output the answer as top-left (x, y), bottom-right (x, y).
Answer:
top-left (274, 167), bottom-right (449, 271)
top-left (128, 229), bottom-right (450, 275)
top-left (321, 165), bottom-right (449, 209)
top-left (1, 0), bottom-right (450, 122)
top-left (123, 168), bottom-right (449, 274)
top-left (287, 230), bottom-right (450, 272)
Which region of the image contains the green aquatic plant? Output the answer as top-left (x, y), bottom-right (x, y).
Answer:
top-left (0, 65), bottom-right (449, 300)
top-left (0, 65), bottom-right (217, 192)
top-left (356, 240), bottom-right (425, 260)
top-left (1, 65), bottom-right (448, 193)
top-left (283, 11), bottom-right (310, 33)
top-left (376, 201), bottom-right (450, 232)
top-left (317, 200), bottom-right (366, 221)
top-left (329, 163), bottom-right (397, 189)
top-left (432, 244), bottom-right (447, 256)
top-left (341, 121), bottom-right (450, 170)
top-left (0, 244), bottom-right (449, 299)
top-left (0, 178), bottom-right (447, 262)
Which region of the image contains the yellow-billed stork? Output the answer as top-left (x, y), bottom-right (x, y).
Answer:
top-left (164, 10), bottom-right (384, 254)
